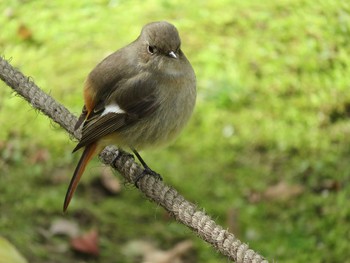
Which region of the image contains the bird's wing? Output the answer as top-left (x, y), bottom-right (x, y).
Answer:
top-left (72, 76), bottom-right (160, 152)
top-left (74, 105), bottom-right (88, 131)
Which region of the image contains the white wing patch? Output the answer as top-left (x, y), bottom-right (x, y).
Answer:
top-left (101, 103), bottom-right (125, 116)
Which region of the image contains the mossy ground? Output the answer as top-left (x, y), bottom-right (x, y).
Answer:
top-left (1, 1), bottom-right (350, 262)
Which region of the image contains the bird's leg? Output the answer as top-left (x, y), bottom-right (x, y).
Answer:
top-left (131, 148), bottom-right (162, 185)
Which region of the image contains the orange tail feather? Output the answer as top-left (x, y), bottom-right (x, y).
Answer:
top-left (63, 142), bottom-right (98, 212)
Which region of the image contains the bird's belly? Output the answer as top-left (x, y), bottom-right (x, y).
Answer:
top-left (102, 81), bottom-right (196, 150)
top-left (118, 109), bottom-right (190, 149)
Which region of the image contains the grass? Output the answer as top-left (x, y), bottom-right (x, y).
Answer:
top-left (1, 0), bottom-right (350, 262)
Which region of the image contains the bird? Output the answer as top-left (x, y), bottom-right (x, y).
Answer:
top-left (63, 21), bottom-right (196, 211)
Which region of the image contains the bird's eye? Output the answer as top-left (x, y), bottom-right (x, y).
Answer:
top-left (148, 45), bottom-right (156, 54)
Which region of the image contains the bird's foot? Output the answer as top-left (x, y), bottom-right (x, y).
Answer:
top-left (110, 151), bottom-right (134, 169)
top-left (134, 167), bottom-right (162, 187)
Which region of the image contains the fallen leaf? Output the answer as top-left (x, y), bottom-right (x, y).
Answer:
top-left (49, 219), bottom-right (79, 238)
top-left (70, 229), bottom-right (99, 256)
top-left (122, 239), bottom-right (193, 263)
top-left (143, 240), bottom-right (193, 263)
top-left (313, 179), bottom-right (341, 193)
top-left (263, 181), bottom-right (304, 201)
top-left (247, 181), bottom-right (304, 203)
top-left (100, 169), bottom-right (121, 195)
top-left (0, 236), bottom-right (27, 263)
top-left (17, 24), bottom-right (33, 41)
top-left (246, 191), bottom-right (262, 203)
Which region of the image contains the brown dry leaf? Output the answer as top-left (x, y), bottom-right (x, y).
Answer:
top-left (100, 168), bottom-right (121, 194)
top-left (247, 181), bottom-right (304, 203)
top-left (263, 181), bottom-right (304, 201)
top-left (17, 24), bottom-right (33, 41)
top-left (70, 229), bottom-right (99, 256)
top-left (247, 191), bottom-right (262, 203)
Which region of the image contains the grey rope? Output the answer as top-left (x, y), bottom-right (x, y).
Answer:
top-left (0, 56), bottom-right (268, 263)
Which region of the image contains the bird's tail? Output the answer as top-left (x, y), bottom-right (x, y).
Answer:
top-left (63, 142), bottom-right (98, 212)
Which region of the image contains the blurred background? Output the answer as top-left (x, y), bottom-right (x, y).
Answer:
top-left (1, 0), bottom-right (350, 262)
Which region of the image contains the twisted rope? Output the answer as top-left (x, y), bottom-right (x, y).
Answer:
top-left (0, 56), bottom-right (268, 263)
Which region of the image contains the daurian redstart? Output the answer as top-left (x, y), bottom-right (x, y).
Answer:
top-left (63, 21), bottom-right (196, 211)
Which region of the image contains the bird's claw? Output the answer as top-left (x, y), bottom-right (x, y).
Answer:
top-left (134, 167), bottom-right (162, 187)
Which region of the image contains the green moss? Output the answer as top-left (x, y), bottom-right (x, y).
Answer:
top-left (1, 0), bottom-right (350, 262)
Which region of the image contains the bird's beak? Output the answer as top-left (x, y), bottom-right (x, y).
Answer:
top-left (168, 51), bottom-right (177, 59)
